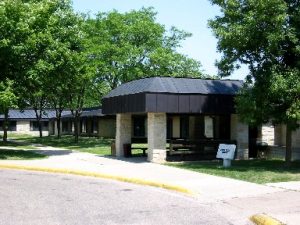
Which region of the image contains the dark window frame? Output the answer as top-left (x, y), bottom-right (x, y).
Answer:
top-left (30, 121), bottom-right (49, 131)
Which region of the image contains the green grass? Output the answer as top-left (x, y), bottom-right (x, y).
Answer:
top-left (0, 149), bottom-right (47, 160)
top-left (167, 160), bottom-right (300, 184)
top-left (0, 140), bottom-right (38, 150)
top-left (2, 134), bottom-right (151, 156)
top-left (5, 133), bottom-right (35, 139)
top-left (10, 135), bottom-right (113, 155)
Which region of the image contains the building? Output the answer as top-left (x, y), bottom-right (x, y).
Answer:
top-left (0, 109), bottom-right (69, 136)
top-left (102, 77), bottom-right (250, 163)
top-left (259, 123), bottom-right (300, 160)
top-left (49, 107), bottom-right (116, 138)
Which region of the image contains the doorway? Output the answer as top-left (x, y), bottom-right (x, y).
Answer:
top-left (249, 126), bottom-right (258, 158)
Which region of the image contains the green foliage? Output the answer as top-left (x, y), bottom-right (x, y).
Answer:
top-left (209, 0), bottom-right (300, 127)
top-left (0, 2), bottom-right (206, 112)
top-left (85, 7), bottom-right (204, 95)
top-left (0, 79), bottom-right (17, 113)
top-left (209, 0), bottom-right (300, 162)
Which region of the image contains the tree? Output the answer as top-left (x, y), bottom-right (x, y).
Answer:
top-left (37, 0), bottom-right (86, 139)
top-left (85, 8), bottom-right (204, 97)
top-left (0, 0), bottom-right (32, 140)
top-left (67, 53), bottom-right (93, 143)
top-left (14, 0), bottom-right (85, 138)
top-left (209, 0), bottom-right (300, 163)
top-left (0, 80), bottom-right (17, 143)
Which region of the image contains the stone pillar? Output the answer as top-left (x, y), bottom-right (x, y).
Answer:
top-left (261, 123), bottom-right (275, 145)
top-left (115, 114), bottom-right (132, 157)
top-left (48, 121), bottom-right (53, 136)
top-left (231, 114), bottom-right (249, 159)
top-left (147, 113), bottom-right (167, 163)
top-left (54, 120), bottom-right (62, 136)
top-left (54, 121), bottom-right (58, 135)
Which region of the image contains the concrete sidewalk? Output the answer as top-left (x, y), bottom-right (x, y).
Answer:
top-left (1, 147), bottom-right (300, 224)
top-left (0, 146), bottom-right (280, 200)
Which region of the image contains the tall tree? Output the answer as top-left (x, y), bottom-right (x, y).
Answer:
top-left (67, 53), bottom-right (93, 143)
top-left (85, 7), bottom-right (204, 101)
top-left (0, 80), bottom-right (17, 143)
top-left (16, 0), bottom-right (85, 138)
top-left (209, 0), bottom-right (300, 163)
top-left (0, 0), bottom-right (33, 140)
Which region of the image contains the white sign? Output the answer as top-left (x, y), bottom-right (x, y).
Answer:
top-left (217, 144), bottom-right (236, 160)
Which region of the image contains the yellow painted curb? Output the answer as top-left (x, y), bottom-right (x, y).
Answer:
top-left (0, 164), bottom-right (195, 196)
top-left (250, 214), bottom-right (285, 225)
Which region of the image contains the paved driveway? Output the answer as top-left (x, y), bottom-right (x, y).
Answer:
top-left (0, 147), bottom-right (282, 200)
top-left (0, 169), bottom-right (231, 225)
top-left (0, 147), bottom-right (300, 224)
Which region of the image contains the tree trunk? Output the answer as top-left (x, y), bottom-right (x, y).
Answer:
top-left (3, 109), bottom-right (9, 143)
top-left (74, 115), bottom-right (79, 143)
top-left (33, 108), bottom-right (43, 138)
top-left (38, 120), bottom-right (43, 138)
top-left (285, 123), bottom-right (292, 165)
top-left (57, 117), bottom-right (61, 139)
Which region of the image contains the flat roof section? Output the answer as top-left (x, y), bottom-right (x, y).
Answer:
top-left (102, 77), bottom-right (243, 115)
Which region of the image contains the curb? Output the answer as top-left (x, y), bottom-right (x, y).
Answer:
top-left (250, 214), bottom-right (285, 225)
top-left (0, 164), bottom-right (195, 196)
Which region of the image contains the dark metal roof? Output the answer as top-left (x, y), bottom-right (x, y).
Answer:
top-left (0, 109), bottom-right (71, 120)
top-left (81, 108), bottom-right (104, 117)
top-left (103, 77), bottom-right (243, 98)
top-left (61, 108), bottom-right (105, 118)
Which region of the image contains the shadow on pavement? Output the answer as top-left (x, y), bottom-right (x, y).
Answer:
top-left (34, 149), bottom-right (73, 156)
top-left (99, 155), bottom-right (148, 164)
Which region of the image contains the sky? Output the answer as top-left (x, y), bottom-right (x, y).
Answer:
top-left (72, 0), bottom-right (248, 80)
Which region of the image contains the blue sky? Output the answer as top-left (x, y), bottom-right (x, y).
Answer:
top-left (72, 0), bottom-right (247, 80)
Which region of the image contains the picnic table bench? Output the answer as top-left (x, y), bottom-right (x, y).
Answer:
top-left (168, 139), bottom-right (237, 156)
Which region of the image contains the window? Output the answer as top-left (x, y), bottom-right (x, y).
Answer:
top-left (92, 118), bottom-right (98, 134)
top-left (0, 121), bottom-right (16, 131)
top-left (62, 121), bottom-right (69, 132)
top-left (180, 116), bottom-right (189, 139)
top-left (204, 116), bottom-right (214, 138)
top-left (30, 121), bottom-right (39, 131)
top-left (133, 116), bottom-right (145, 137)
top-left (213, 115), bottom-right (230, 139)
top-left (43, 121), bottom-right (49, 131)
top-left (80, 120), bottom-right (86, 133)
top-left (30, 121), bottom-right (49, 131)
top-left (9, 121), bottom-right (16, 131)
top-left (167, 117), bottom-right (173, 139)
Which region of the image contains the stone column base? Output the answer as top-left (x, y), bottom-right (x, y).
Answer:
top-left (236, 148), bottom-right (249, 160)
top-left (147, 149), bottom-right (166, 163)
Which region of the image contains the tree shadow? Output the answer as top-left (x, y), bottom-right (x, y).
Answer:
top-left (178, 159), bottom-right (300, 174)
top-left (100, 155), bottom-right (148, 164)
top-left (0, 149), bottom-right (47, 160)
top-left (33, 149), bottom-right (73, 156)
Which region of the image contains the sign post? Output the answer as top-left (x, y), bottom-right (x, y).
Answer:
top-left (216, 144), bottom-right (236, 168)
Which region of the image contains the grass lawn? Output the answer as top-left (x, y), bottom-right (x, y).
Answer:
top-left (2, 134), bottom-right (150, 156)
top-left (0, 149), bottom-right (47, 160)
top-left (0, 140), bottom-right (38, 150)
top-left (167, 160), bottom-right (300, 184)
top-left (11, 135), bottom-right (114, 155)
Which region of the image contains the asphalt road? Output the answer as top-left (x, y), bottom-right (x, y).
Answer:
top-left (0, 169), bottom-right (231, 225)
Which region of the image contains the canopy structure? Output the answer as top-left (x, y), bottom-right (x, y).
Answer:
top-left (102, 77), bottom-right (243, 115)
top-left (102, 77), bottom-right (248, 163)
